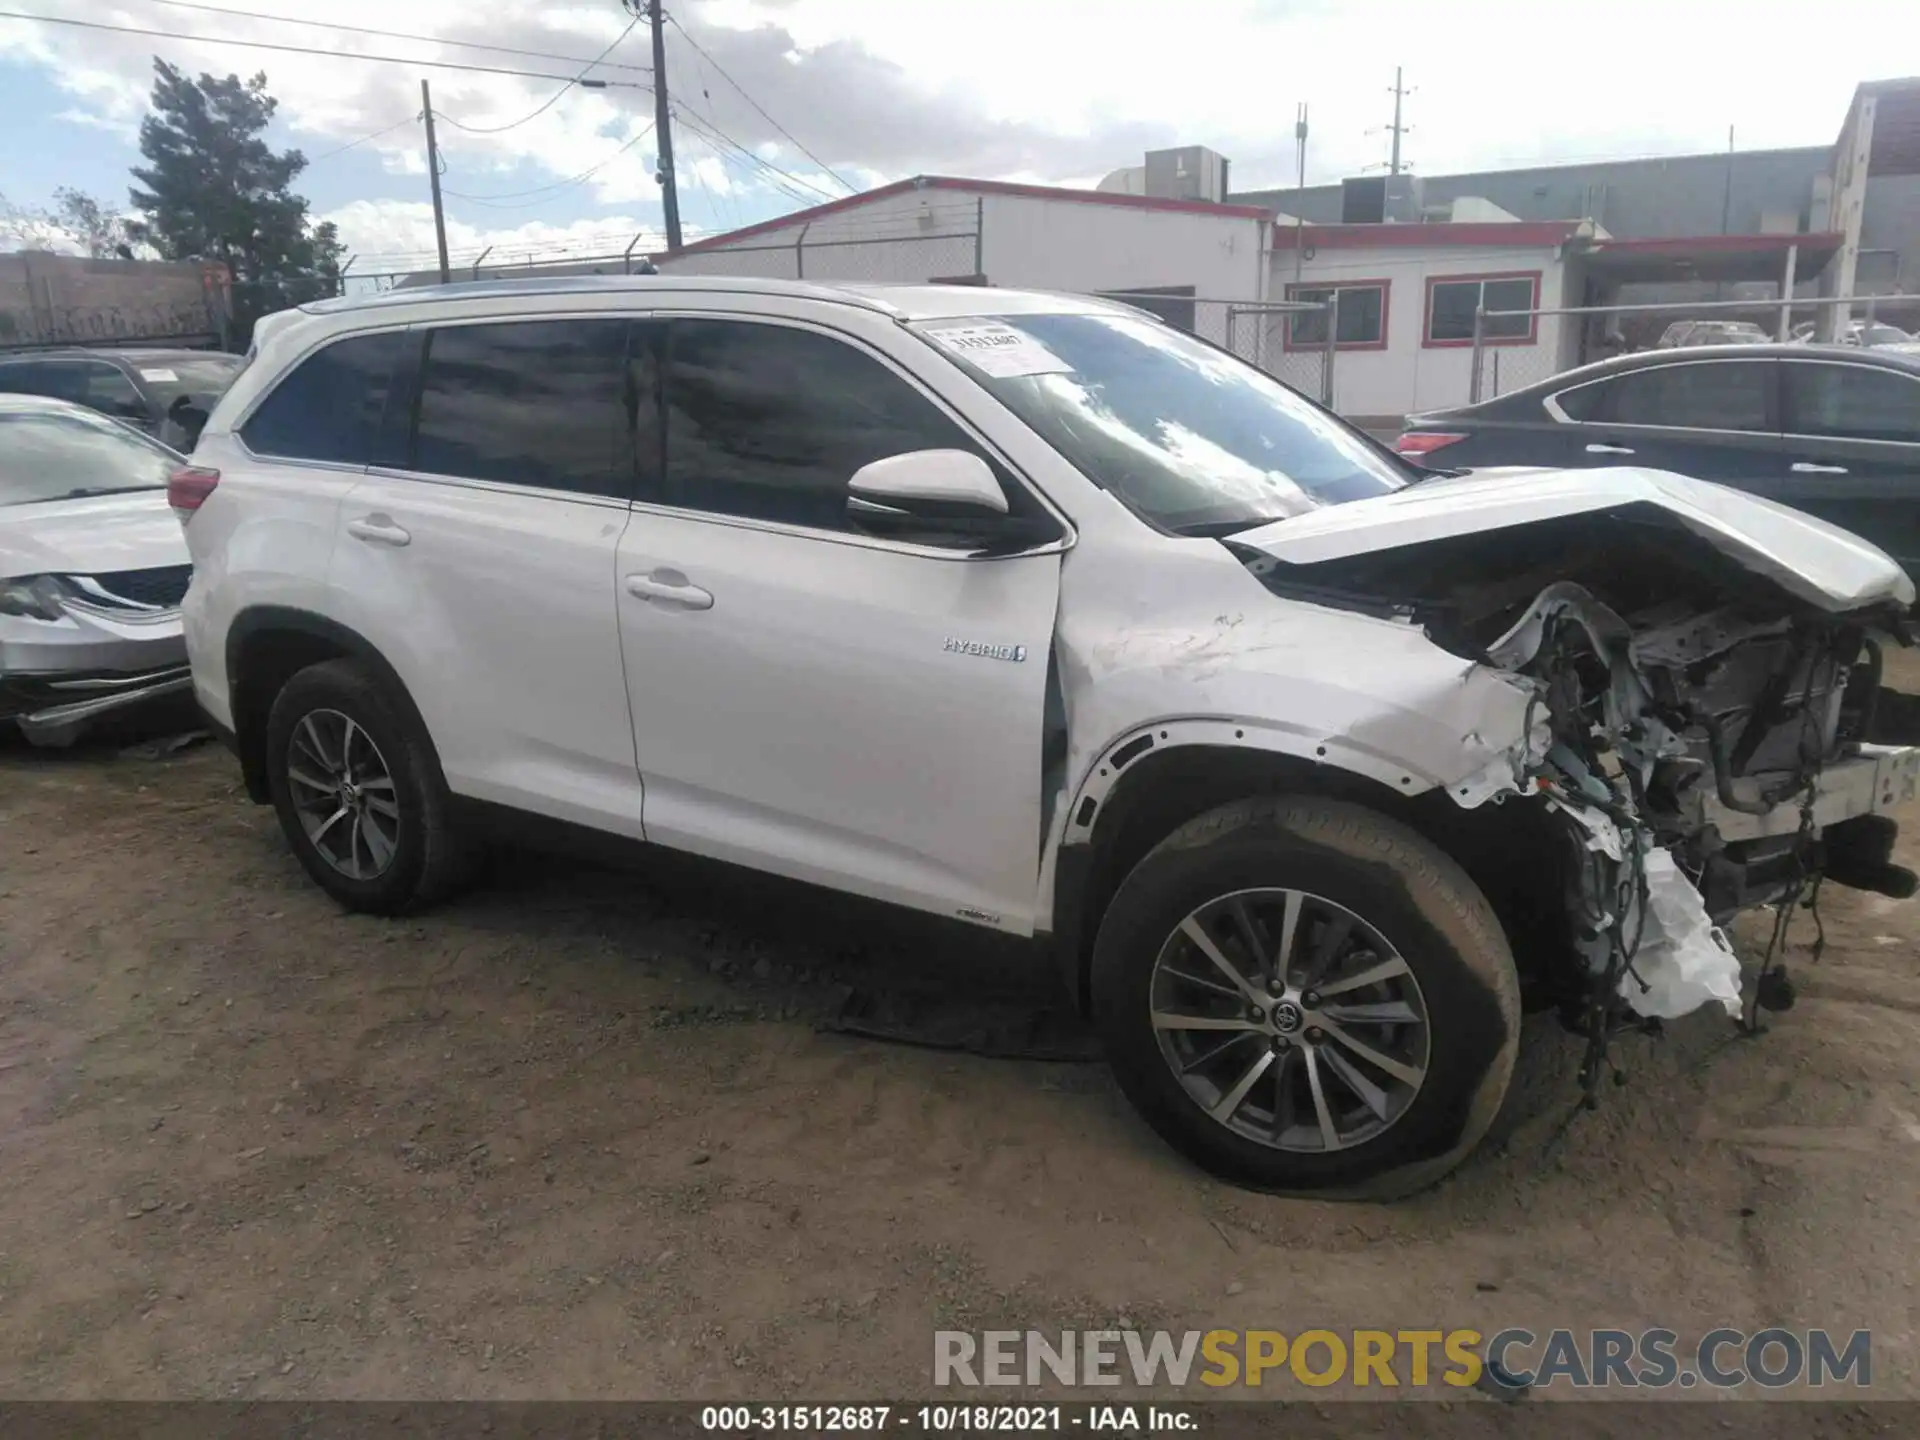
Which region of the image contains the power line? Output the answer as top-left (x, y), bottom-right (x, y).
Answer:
top-left (0, 10), bottom-right (650, 89)
top-left (441, 120), bottom-right (657, 207)
top-left (664, 13), bottom-right (854, 194)
top-left (306, 114), bottom-right (417, 165)
top-left (135, 0), bottom-right (653, 76)
top-left (429, 15), bottom-right (641, 137)
top-left (672, 105), bottom-right (842, 205)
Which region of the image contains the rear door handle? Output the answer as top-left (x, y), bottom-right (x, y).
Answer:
top-left (1585, 442), bottom-right (1635, 455)
top-left (625, 571), bottom-right (713, 611)
top-left (346, 515), bottom-right (411, 547)
top-left (1790, 461), bottom-right (1849, 475)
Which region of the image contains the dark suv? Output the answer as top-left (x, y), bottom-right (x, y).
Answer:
top-left (0, 347), bottom-right (242, 450)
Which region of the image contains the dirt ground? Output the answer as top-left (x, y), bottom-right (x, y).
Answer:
top-left (3, 694), bottom-right (1920, 1409)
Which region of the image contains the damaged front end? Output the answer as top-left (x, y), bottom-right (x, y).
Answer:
top-left (1233, 480), bottom-right (1920, 1091)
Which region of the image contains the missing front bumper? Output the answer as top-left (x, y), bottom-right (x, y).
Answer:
top-left (1692, 744), bottom-right (1920, 845)
top-left (2, 665), bottom-right (194, 746)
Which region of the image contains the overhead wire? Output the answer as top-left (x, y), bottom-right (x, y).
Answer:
top-left (428, 14), bottom-right (641, 136)
top-left (134, 0), bottom-right (653, 76)
top-left (305, 113), bottom-right (418, 165)
top-left (0, 10), bottom-right (650, 87)
top-left (441, 120), bottom-right (657, 207)
top-left (671, 105), bottom-right (842, 205)
top-left (664, 13), bottom-right (855, 195)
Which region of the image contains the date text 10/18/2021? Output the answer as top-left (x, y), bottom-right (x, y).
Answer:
top-left (701, 1407), bottom-right (1193, 1433)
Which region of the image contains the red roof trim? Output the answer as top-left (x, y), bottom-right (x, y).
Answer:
top-left (1270, 221), bottom-right (1582, 250)
top-left (666, 175), bottom-right (1270, 256)
top-left (917, 175), bottom-right (1270, 220)
top-left (1586, 231), bottom-right (1845, 256)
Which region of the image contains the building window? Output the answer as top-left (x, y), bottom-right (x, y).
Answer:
top-left (1282, 281), bottom-right (1388, 349)
top-left (1424, 272), bottom-right (1541, 346)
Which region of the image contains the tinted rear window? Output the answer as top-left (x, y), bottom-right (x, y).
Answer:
top-left (242, 331), bottom-right (405, 465)
top-left (1607, 361), bottom-right (1772, 431)
top-left (411, 320), bottom-right (631, 498)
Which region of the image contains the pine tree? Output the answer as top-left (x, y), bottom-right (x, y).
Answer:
top-left (128, 59), bottom-right (339, 344)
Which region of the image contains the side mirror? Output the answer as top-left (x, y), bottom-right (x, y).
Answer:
top-left (848, 449), bottom-right (1009, 518)
top-left (169, 395), bottom-right (211, 449)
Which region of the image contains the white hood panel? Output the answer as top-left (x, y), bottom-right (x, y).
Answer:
top-left (0, 490), bottom-right (187, 580)
top-left (1233, 466), bottom-right (1914, 614)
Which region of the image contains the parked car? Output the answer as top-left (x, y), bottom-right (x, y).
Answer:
top-left (1790, 319), bottom-right (1914, 347)
top-left (0, 395), bottom-right (193, 744)
top-left (1396, 344), bottom-right (1920, 576)
top-left (0, 347), bottom-right (243, 450)
top-left (1656, 319), bottom-right (1771, 348)
top-left (179, 277), bottom-right (1919, 1197)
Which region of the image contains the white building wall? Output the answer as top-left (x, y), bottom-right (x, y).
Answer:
top-left (1275, 244), bottom-right (1572, 420)
top-left (655, 186), bottom-right (1269, 344)
top-left (979, 193), bottom-right (1268, 344)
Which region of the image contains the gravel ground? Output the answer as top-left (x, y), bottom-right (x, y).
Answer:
top-left (3, 699), bottom-right (1919, 1410)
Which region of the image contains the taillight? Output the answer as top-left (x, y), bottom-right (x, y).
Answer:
top-left (1394, 431), bottom-right (1467, 457)
top-left (168, 465), bottom-right (220, 521)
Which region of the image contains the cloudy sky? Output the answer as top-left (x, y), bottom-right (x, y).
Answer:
top-left (0, 0), bottom-right (1902, 277)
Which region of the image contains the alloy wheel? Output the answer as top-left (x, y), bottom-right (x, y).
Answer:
top-left (285, 707), bottom-right (400, 881)
top-left (1148, 887), bottom-right (1430, 1153)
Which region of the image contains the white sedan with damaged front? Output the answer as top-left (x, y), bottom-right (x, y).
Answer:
top-left (178, 277), bottom-right (1920, 1198)
top-left (1, 395), bottom-right (194, 745)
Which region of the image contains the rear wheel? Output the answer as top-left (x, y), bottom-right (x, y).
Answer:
top-left (265, 659), bottom-right (471, 914)
top-left (1092, 796), bottom-right (1519, 1198)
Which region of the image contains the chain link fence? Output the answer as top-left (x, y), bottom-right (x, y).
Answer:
top-left (1468, 291), bottom-right (1920, 405)
top-left (1211, 300), bottom-right (1337, 402)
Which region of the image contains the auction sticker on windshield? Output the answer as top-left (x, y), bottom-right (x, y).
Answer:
top-left (925, 322), bottom-right (1073, 379)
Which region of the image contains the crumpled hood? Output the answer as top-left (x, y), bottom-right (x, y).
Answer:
top-left (0, 490), bottom-right (187, 580)
top-left (1233, 466), bottom-right (1914, 614)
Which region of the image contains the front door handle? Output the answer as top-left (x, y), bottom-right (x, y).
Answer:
top-left (625, 570), bottom-right (714, 611)
top-left (1585, 442), bottom-right (1636, 455)
top-left (346, 515), bottom-right (411, 547)
top-left (1790, 461), bottom-right (1849, 475)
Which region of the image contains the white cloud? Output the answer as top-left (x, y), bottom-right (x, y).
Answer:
top-left (3, 0), bottom-right (1905, 236)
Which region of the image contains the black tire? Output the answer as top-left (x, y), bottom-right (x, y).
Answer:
top-left (1091, 795), bottom-right (1520, 1199)
top-left (264, 658), bottom-right (472, 914)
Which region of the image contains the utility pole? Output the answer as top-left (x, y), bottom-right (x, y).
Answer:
top-left (647, 0), bottom-right (682, 251)
top-left (1387, 66), bottom-right (1410, 177)
top-left (1293, 102), bottom-right (1308, 286)
top-left (1720, 125), bottom-right (1736, 235)
top-left (421, 79), bottom-right (450, 284)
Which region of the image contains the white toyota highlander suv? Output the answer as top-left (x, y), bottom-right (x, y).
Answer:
top-left (176, 276), bottom-right (1920, 1197)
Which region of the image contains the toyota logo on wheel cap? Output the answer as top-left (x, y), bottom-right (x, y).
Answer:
top-left (1273, 1000), bottom-right (1305, 1035)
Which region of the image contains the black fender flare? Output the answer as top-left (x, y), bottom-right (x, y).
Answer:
top-left (225, 606), bottom-right (431, 803)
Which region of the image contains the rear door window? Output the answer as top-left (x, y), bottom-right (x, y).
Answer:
top-left (1605, 361), bottom-right (1774, 431)
top-left (1782, 362), bottom-right (1920, 443)
top-left (241, 330), bottom-right (407, 465)
top-left (410, 320), bottom-right (632, 499)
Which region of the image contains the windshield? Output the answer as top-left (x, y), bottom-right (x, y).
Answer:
top-left (0, 408), bottom-right (179, 507)
top-left (917, 311), bottom-right (1408, 532)
top-left (131, 354), bottom-right (244, 407)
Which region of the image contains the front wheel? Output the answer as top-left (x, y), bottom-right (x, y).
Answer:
top-left (1091, 796), bottom-right (1520, 1199)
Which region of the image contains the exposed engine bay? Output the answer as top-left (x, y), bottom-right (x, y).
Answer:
top-left (1237, 506), bottom-right (1920, 1100)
